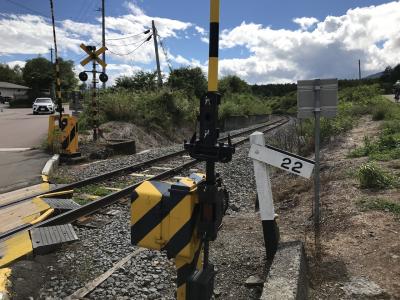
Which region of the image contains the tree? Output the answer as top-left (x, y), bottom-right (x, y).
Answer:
top-left (23, 57), bottom-right (53, 99)
top-left (167, 67), bottom-right (207, 99)
top-left (58, 58), bottom-right (78, 91)
top-left (0, 64), bottom-right (23, 84)
top-left (23, 57), bottom-right (77, 100)
top-left (219, 75), bottom-right (250, 95)
top-left (115, 71), bottom-right (157, 91)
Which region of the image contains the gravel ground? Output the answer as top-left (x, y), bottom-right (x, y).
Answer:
top-left (11, 120), bottom-right (287, 300)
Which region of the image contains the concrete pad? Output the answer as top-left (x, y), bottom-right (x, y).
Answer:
top-left (261, 241), bottom-right (308, 300)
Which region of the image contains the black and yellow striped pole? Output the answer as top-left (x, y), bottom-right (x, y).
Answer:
top-left (131, 2), bottom-right (233, 299)
top-left (49, 0), bottom-right (64, 128)
top-left (208, 0), bottom-right (220, 93)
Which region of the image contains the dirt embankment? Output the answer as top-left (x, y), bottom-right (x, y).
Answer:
top-left (271, 115), bottom-right (399, 299)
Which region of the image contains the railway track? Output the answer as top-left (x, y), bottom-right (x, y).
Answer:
top-left (0, 117), bottom-right (288, 242)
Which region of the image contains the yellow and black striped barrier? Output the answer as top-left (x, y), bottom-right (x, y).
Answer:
top-left (131, 174), bottom-right (205, 300)
top-left (48, 114), bottom-right (79, 156)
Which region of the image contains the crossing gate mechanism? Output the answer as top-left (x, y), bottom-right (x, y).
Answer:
top-left (131, 173), bottom-right (228, 299)
top-left (48, 114), bottom-right (79, 156)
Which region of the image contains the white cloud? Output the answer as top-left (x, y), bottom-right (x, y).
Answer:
top-left (0, 14), bottom-right (82, 55)
top-left (293, 17), bottom-right (318, 31)
top-left (170, 54), bottom-right (201, 68)
top-left (6, 60), bottom-right (26, 68)
top-left (195, 26), bottom-right (206, 35)
top-left (218, 1), bottom-right (400, 83)
top-left (125, 1), bottom-right (145, 16)
top-left (0, 3), bottom-right (194, 84)
top-left (3, 2), bottom-right (400, 85)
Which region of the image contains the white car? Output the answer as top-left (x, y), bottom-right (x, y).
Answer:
top-left (33, 98), bottom-right (56, 114)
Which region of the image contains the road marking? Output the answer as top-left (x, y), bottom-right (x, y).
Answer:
top-left (0, 148), bottom-right (31, 152)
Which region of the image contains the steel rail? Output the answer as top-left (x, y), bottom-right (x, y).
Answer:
top-left (0, 117), bottom-right (289, 242)
top-left (0, 118), bottom-right (285, 210)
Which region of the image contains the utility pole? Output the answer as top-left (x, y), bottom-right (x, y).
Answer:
top-left (152, 20), bottom-right (162, 87)
top-left (101, 0), bottom-right (106, 89)
top-left (358, 59), bottom-right (362, 80)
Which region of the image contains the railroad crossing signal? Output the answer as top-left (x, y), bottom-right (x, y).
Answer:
top-left (80, 43), bottom-right (107, 68)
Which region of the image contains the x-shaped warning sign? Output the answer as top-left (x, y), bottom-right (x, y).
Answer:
top-left (80, 43), bottom-right (107, 68)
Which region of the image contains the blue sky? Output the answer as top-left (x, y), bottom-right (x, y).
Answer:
top-left (0, 0), bottom-right (399, 84)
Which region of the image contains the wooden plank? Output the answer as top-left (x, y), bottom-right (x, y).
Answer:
top-left (0, 183), bottom-right (51, 207)
top-left (64, 248), bottom-right (145, 299)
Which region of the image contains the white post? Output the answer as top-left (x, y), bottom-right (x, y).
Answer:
top-left (250, 132), bottom-right (275, 220)
top-left (250, 131), bottom-right (279, 259)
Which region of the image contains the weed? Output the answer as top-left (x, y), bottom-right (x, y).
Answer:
top-left (74, 197), bottom-right (90, 205)
top-left (357, 197), bottom-right (400, 216)
top-left (51, 174), bottom-right (71, 184)
top-left (76, 185), bottom-right (110, 197)
top-left (372, 106), bottom-right (388, 121)
top-left (357, 162), bottom-right (394, 189)
top-left (348, 136), bottom-right (377, 158)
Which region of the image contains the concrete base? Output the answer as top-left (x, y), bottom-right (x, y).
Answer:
top-left (261, 241), bottom-right (308, 300)
top-left (106, 139), bottom-right (136, 155)
top-left (41, 154), bottom-right (60, 181)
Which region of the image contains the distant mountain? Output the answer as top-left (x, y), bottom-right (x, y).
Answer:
top-left (364, 71), bottom-right (384, 79)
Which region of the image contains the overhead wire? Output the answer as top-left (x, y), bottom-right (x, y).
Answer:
top-left (106, 36), bottom-right (150, 47)
top-left (76, 0), bottom-right (97, 24)
top-left (75, 0), bottom-right (93, 23)
top-left (107, 35), bottom-right (152, 56)
top-left (157, 34), bottom-right (173, 72)
top-left (5, 0), bottom-right (49, 18)
top-left (106, 29), bottom-right (150, 41)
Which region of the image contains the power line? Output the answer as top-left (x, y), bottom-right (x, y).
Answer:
top-left (5, 0), bottom-right (49, 18)
top-left (106, 37), bottom-right (149, 47)
top-left (75, 0), bottom-right (93, 23)
top-left (106, 29), bottom-right (150, 41)
top-left (157, 34), bottom-right (173, 72)
top-left (107, 35), bottom-right (152, 56)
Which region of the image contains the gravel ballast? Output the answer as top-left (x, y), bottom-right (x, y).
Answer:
top-left (11, 121), bottom-right (288, 299)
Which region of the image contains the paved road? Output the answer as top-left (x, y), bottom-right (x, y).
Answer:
top-left (0, 103), bottom-right (70, 193)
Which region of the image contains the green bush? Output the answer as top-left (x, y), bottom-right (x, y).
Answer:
top-left (349, 136), bottom-right (377, 158)
top-left (80, 89), bottom-right (197, 134)
top-left (357, 162), bottom-right (394, 189)
top-left (372, 107), bottom-right (387, 121)
top-left (219, 93), bottom-right (271, 119)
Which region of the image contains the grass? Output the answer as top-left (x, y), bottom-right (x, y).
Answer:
top-left (357, 162), bottom-right (395, 189)
top-left (76, 185), bottom-right (110, 197)
top-left (51, 174), bottom-right (72, 184)
top-left (357, 197), bottom-right (400, 216)
top-left (349, 124), bottom-right (400, 161)
top-left (298, 84), bottom-right (385, 155)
